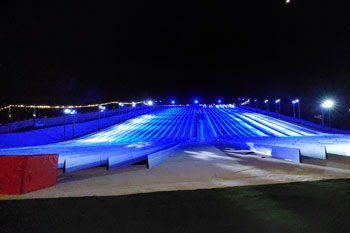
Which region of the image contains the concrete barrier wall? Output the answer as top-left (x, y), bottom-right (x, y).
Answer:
top-left (147, 143), bottom-right (186, 168)
top-left (107, 140), bottom-right (182, 171)
top-left (0, 107), bottom-right (158, 149)
top-left (219, 140), bottom-right (301, 163)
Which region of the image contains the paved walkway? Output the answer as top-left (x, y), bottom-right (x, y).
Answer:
top-left (3, 144), bottom-right (350, 200)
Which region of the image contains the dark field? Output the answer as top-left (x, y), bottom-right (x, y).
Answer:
top-left (1, 179), bottom-right (350, 233)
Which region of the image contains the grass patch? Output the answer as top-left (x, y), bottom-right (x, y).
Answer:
top-left (1, 179), bottom-right (350, 233)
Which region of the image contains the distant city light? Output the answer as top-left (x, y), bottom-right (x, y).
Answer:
top-left (292, 99), bottom-right (299, 104)
top-left (147, 100), bottom-right (153, 106)
top-left (171, 100), bottom-right (176, 105)
top-left (254, 99), bottom-right (258, 102)
top-left (275, 99), bottom-right (281, 104)
top-left (264, 99), bottom-right (269, 104)
top-left (321, 99), bottom-right (335, 109)
top-left (194, 99), bottom-right (199, 104)
top-left (217, 99), bottom-right (222, 104)
top-left (132, 102), bottom-right (136, 107)
top-left (118, 103), bottom-right (124, 107)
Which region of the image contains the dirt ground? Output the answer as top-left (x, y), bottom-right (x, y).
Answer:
top-left (3, 144), bottom-right (350, 200)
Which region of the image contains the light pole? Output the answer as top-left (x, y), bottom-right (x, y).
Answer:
top-left (118, 103), bottom-right (124, 122)
top-left (275, 99), bottom-right (281, 113)
top-left (98, 105), bottom-right (106, 129)
top-left (254, 99), bottom-right (258, 108)
top-left (63, 109), bottom-right (76, 140)
top-left (321, 99), bottom-right (334, 127)
top-left (264, 99), bottom-right (269, 111)
top-left (8, 106), bottom-right (12, 121)
top-left (292, 99), bottom-right (300, 118)
top-left (292, 100), bottom-right (296, 118)
top-left (33, 105), bottom-right (37, 127)
top-left (71, 110), bottom-right (77, 138)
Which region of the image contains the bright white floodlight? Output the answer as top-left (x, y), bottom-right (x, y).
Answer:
top-left (99, 105), bottom-right (106, 112)
top-left (321, 99), bottom-right (335, 109)
top-left (147, 100), bottom-right (153, 106)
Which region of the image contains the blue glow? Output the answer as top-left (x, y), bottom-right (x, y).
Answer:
top-left (275, 99), bottom-right (281, 104)
top-left (132, 102), bottom-right (136, 107)
top-left (194, 99), bottom-right (199, 104)
top-left (217, 99), bottom-right (222, 104)
top-left (171, 100), bottom-right (176, 105)
top-left (264, 99), bottom-right (269, 103)
top-left (254, 99), bottom-right (258, 102)
top-left (292, 99), bottom-right (299, 105)
top-left (1, 105), bottom-right (331, 172)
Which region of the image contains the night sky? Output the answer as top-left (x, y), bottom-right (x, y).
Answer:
top-left (1, 0), bottom-right (349, 106)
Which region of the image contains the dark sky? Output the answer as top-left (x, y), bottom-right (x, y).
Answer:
top-left (0, 0), bottom-right (349, 105)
